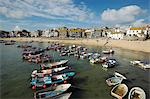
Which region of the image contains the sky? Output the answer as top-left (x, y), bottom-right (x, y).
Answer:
top-left (0, 0), bottom-right (149, 31)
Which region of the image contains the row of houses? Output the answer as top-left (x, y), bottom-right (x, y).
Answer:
top-left (1, 25), bottom-right (150, 40)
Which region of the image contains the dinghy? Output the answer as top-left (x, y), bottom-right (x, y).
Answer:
top-left (102, 49), bottom-right (114, 54)
top-left (106, 72), bottom-right (126, 86)
top-left (111, 84), bottom-right (128, 99)
top-left (128, 87), bottom-right (146, 99)
top-left (34, 84), bottom-right (71, 99)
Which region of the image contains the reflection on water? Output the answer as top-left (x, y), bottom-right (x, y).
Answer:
top-left (0, 42), bottom-right (150, 99)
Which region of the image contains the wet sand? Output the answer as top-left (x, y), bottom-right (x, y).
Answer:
top-left (1, 37), bottom-right (150, 53)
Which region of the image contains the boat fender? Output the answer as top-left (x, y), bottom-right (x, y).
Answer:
top-left (64, 80), bottom-right (67, 84)
top-left (54, 84), bottom-right (57, 86)
top-left (32, 86), bottom-right (36, 90)
top-left (43, 85), bottom-right (46, 89)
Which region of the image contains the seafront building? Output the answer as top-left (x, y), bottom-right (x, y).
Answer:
top-left (0, 25), bottom-right (150, 40)
top-left (126, 26), bottom-right (149, 38)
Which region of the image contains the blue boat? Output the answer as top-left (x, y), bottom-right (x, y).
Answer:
top-left (30, 71), bottom-right (75, 90)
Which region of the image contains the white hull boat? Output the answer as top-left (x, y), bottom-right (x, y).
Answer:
top-left (128, 87), bottom-right (146, 99)
top-left (34, 84), bottom-right (71, 99)
top-left (106, 72), bottom-right (126, 86)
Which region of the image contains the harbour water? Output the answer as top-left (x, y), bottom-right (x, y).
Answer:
top-left (0, 42), bottom-right (150, 99)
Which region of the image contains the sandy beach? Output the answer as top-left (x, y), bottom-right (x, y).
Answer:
top-left (1, 37), bottom-right (150, 53)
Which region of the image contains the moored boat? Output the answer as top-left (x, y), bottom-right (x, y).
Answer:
top-left (130, 60), bottom-right (150, 69)
top-left (111, 84), bottom-right (128, 99)
top-left (102, 49), bottom-right (114, 54)
top-left (102, 59), bottom-right (117, 68)
top-left (30, 72), bottom-right (75, 90)
top-left (128, 87), bottom-right (146, 99)
top-left (106, 72), bottom-right (127, 86)
top-left (34, 84), bottom-right (71, 99)
top-left (41, 60), bottom-right (68, 69)
top-left (31, 66), bottom-right (70, 77)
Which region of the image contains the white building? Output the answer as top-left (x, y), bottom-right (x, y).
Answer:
top-left (31, 31), bottom-right (38, 37)
top-left (107, 27), bottom-right (124, 39)
top-left (126, 27), bottom-right (149, 37)
top-left (108, 32), bottom-right (124, 39)
top-left (42, 29), bottom-right (59, 37)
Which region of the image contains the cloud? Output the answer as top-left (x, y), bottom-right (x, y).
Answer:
top-left (0, 0), bottom-right (94, 21)
top-left (132, 19), bottom-right (148, 27)
top-left (101, 5), bottom-right (146, 25)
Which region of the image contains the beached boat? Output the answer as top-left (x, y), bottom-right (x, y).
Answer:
top-left (34, 84), bottom-right (71, 99)
top-left (111, 84), bottom-right (128, 99)
top-left (41, 60), bottom-right (68, 69)
top-left (128, 87), bottom-right (146, 99)
top-left (106, 72), bottom-right (127, 86)
top-left (102, 59), bottom-right (117, 68)
top-left (102, 49), bottom-right (114, 54)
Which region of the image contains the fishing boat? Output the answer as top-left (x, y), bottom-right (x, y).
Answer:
top-left (128, 87), bottom-right (146, 99)
top-left (111, 84), bottom-right (128, 99)
top-left (41, 60), bottom-right (68, 69)
top-left (31, 72), bottom-right (75, 89)
top-left (28, 55), bottom-right (52, 64)
top-left (102, 49), bottom-right (114, 54)
top-left (102, 59), bottom-right (117, 68)
top-left (106, 72), bottom-right (127, 86)
top-left (31, 66), bottom-right (69, 77)
top-left (34, 84), bottom-right (71, 99)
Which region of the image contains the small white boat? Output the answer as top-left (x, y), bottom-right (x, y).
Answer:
top-left (143, 64), bottom-right (150, 69)
top-left (130, 60), bottom-right (143, 65)
top-left (90, 58), bottom-right (100, 64)
top-left (111, 84), bottom-right (128, 99)
top-left (41, 60), bottom-right (68, 68)
top-left (130, 60), bottom-right (150, 69)
top-left (102, 49), bottom-right (114, 54)
top-left (34, 84), bottom-right (71, 99)
top-left (31, 66), bottom-right (68, 77)
top-left (106, 72), bottom-right (126, 86)
top-left (128, 87), bottom-right (146, 99)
